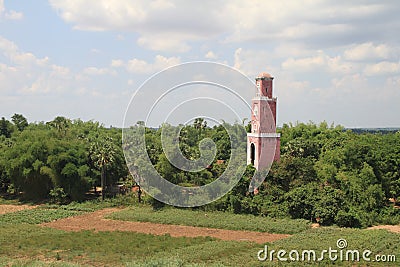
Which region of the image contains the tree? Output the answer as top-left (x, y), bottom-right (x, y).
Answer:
top-left (0, 117), bottom-right (13, 138)
top-left (11, 113), bottom-right (28, 131)
top-left (47, 116), bottom-right (71, 136)
top-left (90, 136), bottom-right (117, 200)
top-left (3, 128), bottom-right (53, 199)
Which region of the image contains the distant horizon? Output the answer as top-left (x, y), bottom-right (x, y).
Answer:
top-left (3, 113), bottom-right (399, 131)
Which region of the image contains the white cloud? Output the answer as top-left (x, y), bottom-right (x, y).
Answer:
top-left (48, 1), bottom-right (400, 54)
top-left (4, 9), bottom-right (23, 20)
top-left (48, 0), bottom-right (147, 31)
top-left (364, 61), bottom-right (400, 76)
top-left (49, 0), bottom-right (228, 52)
top-left (344, 43), bottom-right (398, 61)
top-left (125, 55), bottom-right (180, 74)
top-left (0, 0), bottom-right (23, 20)
top-left (223, 1), bottom-right (394, 46)
top-left (233, 48), bottom-right (277, 77)
top-left (83, 67), bottom-right (117, 76)
top-left (0, 36), bottom-right (118, 96)
top-left (137, 34), bottom-right (190, 53)
top-left (281, 52), bottom-right (357, 75)
top-left (205, 51), bottom-right (217, 59)
top-left (111, 59), bottom-right (124, 68)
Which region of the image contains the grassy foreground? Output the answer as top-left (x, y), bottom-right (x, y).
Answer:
top-left (0, 199), bottom-right (398, 266)
top-left (0, 220), bottom-right (398, 266)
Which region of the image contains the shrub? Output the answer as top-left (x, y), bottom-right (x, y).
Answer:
top-left (376, 207), bottom-right (400, 225)
top-left (49, 187), bottom-right (69, 204)
top-left (334, 210), bottom-right (362, 228)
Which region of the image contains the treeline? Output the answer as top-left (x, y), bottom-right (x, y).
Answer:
top-left (129, 120), bottom-right (400, 227)
top-left (0, 115), bottom-right (128, 202)
top-left (1, 115), bottom-right (400, 227)
top-left (207, 122), bottom-right (400, 228)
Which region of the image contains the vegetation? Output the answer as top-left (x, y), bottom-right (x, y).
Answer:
top-left (128, 120), bottom-right (400, 228)
top-left (0, 114), bottom-right (128, 202)
top-left (0, 221), bottom-right (215, 266)
top-left (108, 205), bottom-right (309, 234)
top-left (0, 203), bottom-right (398, 266)
top-left (1, 114), bottom-right (400, 228)
top-left (0, 206), bottom-right (82, 224)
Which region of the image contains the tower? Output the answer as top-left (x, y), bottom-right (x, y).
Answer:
top-left (247, 72), bottom-right (280, 170)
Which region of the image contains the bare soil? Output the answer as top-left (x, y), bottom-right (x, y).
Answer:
top-left (368, 225), bottom-right (400, 233)
top-left (0, 204), bottom-right (37, 214)
top-left (41, 208), bottom-right (290, 244)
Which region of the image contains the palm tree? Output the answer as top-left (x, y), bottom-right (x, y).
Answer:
top-left (47, 116), bottom-right (71, 136)
top-left (90, 136), bottom-right (116, 200)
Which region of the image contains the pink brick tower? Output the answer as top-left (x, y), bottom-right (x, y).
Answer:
top-left (247, 72), bottom-right (280, 170)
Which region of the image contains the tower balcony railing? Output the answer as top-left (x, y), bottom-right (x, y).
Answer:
top-left (254, 94), bottom-right (277, 101)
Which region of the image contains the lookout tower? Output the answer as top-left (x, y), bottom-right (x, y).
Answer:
top-left (247, 72), bottom-right (280, 170)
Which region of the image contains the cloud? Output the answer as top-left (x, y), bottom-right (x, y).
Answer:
top-left (364, 61), bottom-right (400, 76)
top-left (281, 52), bottom-right (357, 75)
top-left (111, 59), bottom-right (124, 68)
top-left (0, 36), bottom-right (120, 96)
top-left (123, 55), bottom-right (180, 74)
top-left (205, 51), bottom-right (217, 59)
top-left (48, 0), bottom-right (146, 31)
top-left (48, 1), bottom-right (400, 54)
top-left (0, 36), bottom-right (56, 94)
top-left (224, 2), bottom-right (397, 47)
top-left (0, 0), bottom-right (23, 20)
top-left (344, 43), bottom-right (398, 61)
top-left (83, 67), bottom-right (117, 76)
top-left (137, 34), bottom-right (190, 53)
top-left (233, 48), bottom-right (278, 77)
top-left (235, 38), bottom-right (399, 127)
top-left (49, 0), bottom-right (229, 52)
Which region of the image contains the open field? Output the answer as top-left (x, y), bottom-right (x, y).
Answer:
top-left (108, 206), bottom-right (311, 234)
top-left (41, 208), bottom-right (290, 244)
top-left (0, 202), bottom-right (399, 266)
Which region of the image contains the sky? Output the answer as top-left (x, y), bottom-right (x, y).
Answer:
top-left (1, 0), bottom-right (400, 128)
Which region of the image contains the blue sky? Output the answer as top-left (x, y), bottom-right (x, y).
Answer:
top-left (1, 0), bottom-right (400, 128)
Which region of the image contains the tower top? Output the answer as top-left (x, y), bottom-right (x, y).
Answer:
top-left (256, 72), bottom-right (273, 80)
top-left (255, 72), bottom-right (274, 98)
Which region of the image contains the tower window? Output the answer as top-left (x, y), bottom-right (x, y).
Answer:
top-left (250, 143), bottom-right (255, 165)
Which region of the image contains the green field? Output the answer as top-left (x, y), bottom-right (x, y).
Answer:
top-left (0, 201), bottom-right (398, 266)
top-left (108, 205), bottom-right (310, 234)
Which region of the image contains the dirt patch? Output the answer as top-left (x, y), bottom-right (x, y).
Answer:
top-left (368, 225), bottom-right (400, 233)
top-left (0, 204), bottom-right (37, 215)
top-left (41, 208), bottom-right (290, 244)
top-left (311, 223), bottom-right (320, 228)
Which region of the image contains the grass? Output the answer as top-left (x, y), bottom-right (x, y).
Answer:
top-left (0, 256), bottom-right (81, 267)
top-left (0, 222), bottom-right (398, 266)
top-left (0, 222), bottom-right (222, 266)
top-left (0, 196), bottom-right (33, 205)
top-left (0, 197), bottom-right (399, 266)
top-left (0, 206), bottom-right (82, 224)
top-left (125, 227), bottom-right (400, 266)
top-left (107, 205), bottom-right (311, 234)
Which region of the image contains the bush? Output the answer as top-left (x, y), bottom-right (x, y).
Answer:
top-left (376, 207), bottom-right (400, 225)
top-left (335, 210), bottom-right (362, 228)
top-left (49, 187), bottom-right (69, 204)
